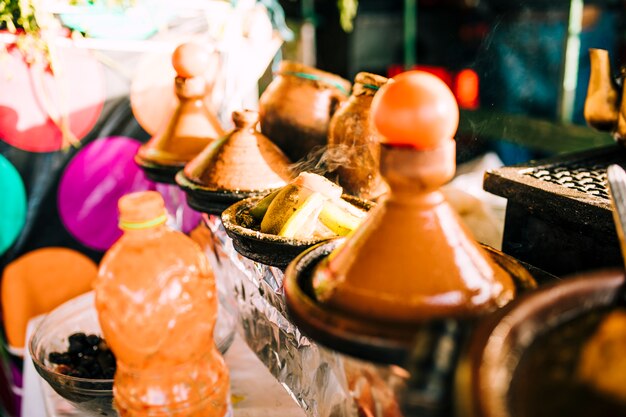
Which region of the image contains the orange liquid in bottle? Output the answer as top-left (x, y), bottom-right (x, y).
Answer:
top-left (95, 191), bottom-right (230, 417)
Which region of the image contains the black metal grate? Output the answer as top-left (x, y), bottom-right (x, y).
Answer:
top-left (523, 159), bottom-right (626, 201)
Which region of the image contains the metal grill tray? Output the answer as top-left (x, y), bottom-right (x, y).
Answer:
top-left (484, 145), bottom-right (623, 236)
top-left (483, 145), bottom-right (624, 275)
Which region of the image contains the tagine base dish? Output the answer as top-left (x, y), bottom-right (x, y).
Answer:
top-left (176, 171), bottom-right (275, 215)
top-left (221, 195), bottom-right (374, 269)
top-left (134, 154), bottom-right (182, 185)
top-left (284, 240), bottom-right (537, 365)
top-left (458, 268), bottom-right (626, 417)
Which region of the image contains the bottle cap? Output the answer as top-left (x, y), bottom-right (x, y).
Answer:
top-left (118, 191), bottom-right (167, 230)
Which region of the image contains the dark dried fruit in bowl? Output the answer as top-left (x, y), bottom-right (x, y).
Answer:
top-left (48, 334), bottom-right (116, 379)
top-left (68, 332), bottom-right (88, 354)
top-left (48, 352), bottom-right (72, 365)
top-left (86, 334), bottom-right (100, 346)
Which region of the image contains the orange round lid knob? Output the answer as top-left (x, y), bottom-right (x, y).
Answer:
top-left (171, 43), bottom-right (210, 78)
top-left (371, 70), bottom-right (459, 149)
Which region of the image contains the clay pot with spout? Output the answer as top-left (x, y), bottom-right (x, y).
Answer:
top-left (327, 72), bottom-right (388, 200)
top-left (584, 48), bottom-right (620, 132)
top-left (259, 61), bottom-right (351, 163)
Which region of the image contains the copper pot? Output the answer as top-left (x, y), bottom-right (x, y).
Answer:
top-left (328, 72), bottom-right (389, 200)
top-left (259, 61), bottom-right (351, 163)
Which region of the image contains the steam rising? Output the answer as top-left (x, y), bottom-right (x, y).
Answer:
top-left (288, 144), bottom-right (375, 177)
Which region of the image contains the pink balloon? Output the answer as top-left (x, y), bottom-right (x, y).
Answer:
top-left (58, 137), bottom-right (153, 250)
top-left (0, 42), bottom-right (105, 152)
top-left (58, 136), bottom-right (201, 251)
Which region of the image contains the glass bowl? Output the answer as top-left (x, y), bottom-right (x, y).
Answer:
top-left (29, 291), bottom-right (235, 416)
top-left (29, 292), bottom-right (115, 416)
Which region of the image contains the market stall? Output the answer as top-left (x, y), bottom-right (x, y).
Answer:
top-left (2, 1), bottom-right (626, 417)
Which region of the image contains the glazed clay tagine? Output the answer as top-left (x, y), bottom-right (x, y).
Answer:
top-left (584, 49), bottom-right (620, 132)
top-left (328, 72), bottom-right (389, 200)
top-left (311, 71), bottom-right (516, 322)
top-left (177, 110), bottom-right (291, 214)
top-left (135, 42), bottom-right (224, 184)
top-left (259, 61), bottom-right (351, 163)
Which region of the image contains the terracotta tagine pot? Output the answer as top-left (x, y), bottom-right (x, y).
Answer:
top-left (311, 71), bottom-right (516, 323)
top-left (584, 48), bottom-right (620, 132)
top-left (284, 71), bottom-right (535, 363)
top-left (135, 42), bottom-right (224, 184)
top-left (176, 109), bottom-right (291, 214)
top-left (258, 61), bottom-right (351, 163)
top-left (283, 70), bottom-right (535, 417)
top-left (456, 269), bottom-right (626, 417)
top-left (327, 72), bottom-right (389, 201)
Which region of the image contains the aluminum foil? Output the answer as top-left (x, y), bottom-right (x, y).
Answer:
top-left (200, 215), bottom-right (407, 417)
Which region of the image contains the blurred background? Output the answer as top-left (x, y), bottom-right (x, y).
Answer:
top-left (278, 0), bottom-right (625, 164)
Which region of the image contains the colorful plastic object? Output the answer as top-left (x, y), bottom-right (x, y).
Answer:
top-left (0, 154), bottom-right (26, 256)
top-left (1, 248), bottom-right (97, 350)
top-left (58, 136), bottom-right (153, 250)
top-left (0, 43), bottom-right (104, 152)
top-left (95, 191), bottom-right (229, 416)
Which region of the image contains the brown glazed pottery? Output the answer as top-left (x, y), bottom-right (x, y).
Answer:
top-left (584, 49), bottom-right (620, 132)
top-left (258, 61), bottom-right (351, 162)
top-left (311, 141), bottom-right (517, 323)
top-left (327, 72), bottom-right (388, 200)
top-left (456, 269), bottom-right (625, 417)
top-left (283, 239), bottom-right (535, 365)
top-left (135, 43), bottom-right (224, 184)
top-left (221, 194), bottom-right (374, 269)
top-left (177, 110), bottom-right (291, 214)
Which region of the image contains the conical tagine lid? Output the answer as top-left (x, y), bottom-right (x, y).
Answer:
top-left (136, 42), bottom-right (224, 168)
top-left (183, 110), bottom-right (291, 191)
top-left (312, 71), bottom-right (515, 323)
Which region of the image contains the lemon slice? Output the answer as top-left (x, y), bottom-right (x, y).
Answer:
top-left (333, 197), bottom-right (367, 218)
top-left (292, 172), bottom-right (342, 200)
top-left (318, 199), bottom-right (364, 236)
top-left (260, 185), bottom-right (325, 239)
top-left (279, 192), bottom-right (325, 239)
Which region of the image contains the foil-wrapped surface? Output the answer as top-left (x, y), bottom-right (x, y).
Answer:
top-left (201, 215), bottom-right (407, 417)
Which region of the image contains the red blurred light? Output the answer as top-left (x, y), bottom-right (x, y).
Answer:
top-left (386, 65), bottom-right (480, 110)
top-left (454, 68), bottom-right (479, 110)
